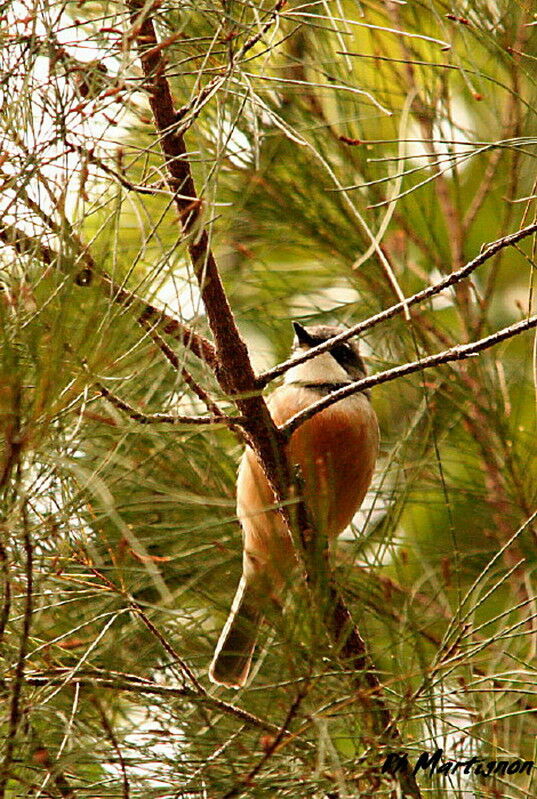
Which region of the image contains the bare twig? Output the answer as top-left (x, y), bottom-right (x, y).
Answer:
top-left (98, 383), bottom-right (241, 427)
top-left (221, 686), bottom-right (308, 799)
top-left (136, 324), bottom-right (229, 422)
top-left (127, 0), bottom-right (288, 489)
top-left (23, 669), bottom-right (280, 735)
top-left (0, 504), bottom-right (33, 799)
top-left (0, 222), bottom-right (216, 367)
top-left (67, 140), bottom-right (171, 197)
top-left (282, 311), bottom-right (537, 438)
top-left (259, 222), bottom-right (537, 386)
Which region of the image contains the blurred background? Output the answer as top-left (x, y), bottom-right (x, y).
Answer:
top-left (1, 1), bottom-right (536, 797)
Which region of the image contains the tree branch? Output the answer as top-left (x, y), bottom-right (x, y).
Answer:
top-left (98, 383), bottom-right (243, 427)
top-left (23, 669), bottom-right (280, 735)
top-left (0, 222), bottom-right (216, 367)
top-left (221, 686), bottom-right (308, 799)
top-left (127, 0), bottom-right (288, 489)
top-left (259, 221), bottom-right (537, 387)
top-left (127, 8), bottom-right (422, 796)
top-left (282, 311), bottom-right (537, 438)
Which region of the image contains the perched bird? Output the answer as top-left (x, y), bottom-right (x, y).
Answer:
top-left (209, 322), bottom-right (379, 688)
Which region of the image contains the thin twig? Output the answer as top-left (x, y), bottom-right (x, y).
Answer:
top-left (0, 541), bottom-right (11, 646)
top-left (171, 0), bottom-right (287, 135)
top-left (129, 603), bottom-right (282, 734)
top-left (281, 311), bottom-right (537, 438)
top-left (0, 222), bottom-right (217, 367)
top-left (0, 503), bottom-right (33, 799)
top-left (92, 696), bottom-right (130, 799)
top-left (259, 222), bottom-right (537, 387)
top-left (98, 383), bottom-right (241, 427)
top-left (137, 324), bottom-right (232, 423)
top-left (221, 687), bottom-right (308, 799)
top-left (23, 670), bottom-right (279, 735)
top-left (68, 139), bottom-right (171, 197)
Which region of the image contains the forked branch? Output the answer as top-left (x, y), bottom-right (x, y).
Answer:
top-left (127, 4), bottom-right (422, 797)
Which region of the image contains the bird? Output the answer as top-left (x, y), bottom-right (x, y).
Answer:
top-left (209, 322), bottom-right (379, 688)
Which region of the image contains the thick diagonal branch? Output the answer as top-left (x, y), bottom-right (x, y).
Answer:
top-left (128, 1), bottom-right (287, 488)
top-left (128, 7), bottom-right (422, 797)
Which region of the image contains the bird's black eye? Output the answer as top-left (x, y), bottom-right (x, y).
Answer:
top-left (331, 344), bottom-right (354, 367)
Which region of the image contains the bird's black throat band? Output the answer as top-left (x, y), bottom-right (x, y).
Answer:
top-left (288, 381), bottom-right (371, 398)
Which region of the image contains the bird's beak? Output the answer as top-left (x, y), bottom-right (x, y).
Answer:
top-left (292, 321), bottom-right (315, 346)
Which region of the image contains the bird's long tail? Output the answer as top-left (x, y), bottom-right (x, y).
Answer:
top-left (209, 575), bottom-right (262, 688)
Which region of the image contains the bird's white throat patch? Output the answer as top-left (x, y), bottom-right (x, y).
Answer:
top-left (284, 350), bottom-right (351, 385)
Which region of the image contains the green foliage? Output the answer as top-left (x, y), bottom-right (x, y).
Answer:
top-left (1, 1), bottom-right (536, 797)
